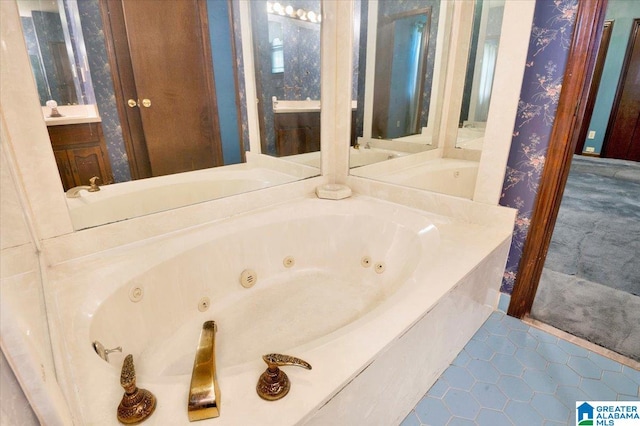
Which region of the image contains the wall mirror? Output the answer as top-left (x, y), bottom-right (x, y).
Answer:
top-left (350, 0), bottom-right (506, 200)
top-left (455, 0), bottom-right (504, 151)
top-left (15, 0), bottom-right (321, 230)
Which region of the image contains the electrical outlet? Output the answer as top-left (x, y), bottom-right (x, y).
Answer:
top-left (585, 146), bottom-right (595, 153)
top-left (588, 130), bottom-right (596, 139)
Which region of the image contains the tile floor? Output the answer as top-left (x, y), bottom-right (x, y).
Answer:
top-left (400, 297), bottom-right (640, 425)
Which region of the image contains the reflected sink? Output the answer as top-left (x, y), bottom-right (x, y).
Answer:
top-left (43, 104), bottom-right (101, 126)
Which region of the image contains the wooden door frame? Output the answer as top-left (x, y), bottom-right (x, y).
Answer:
top-left (508, 0), bottom-right (608, 318)
top-left (601, 18), bottom-right (640, 160)
top-left (99, 0), bottom-right (152, 179)
top-left (574, 19), bottom-right (614, 155)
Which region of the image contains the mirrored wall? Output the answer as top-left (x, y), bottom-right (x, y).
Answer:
top-left (16, 0), bottom-right (322, 230)
top-left (350, 0), bottom-right (505, 200)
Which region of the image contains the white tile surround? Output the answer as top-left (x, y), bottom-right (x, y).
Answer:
top-left (0, 0), bottom-right (530, 424)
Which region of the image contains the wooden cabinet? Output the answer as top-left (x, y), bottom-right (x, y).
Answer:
top-left (47, 122), bottom-right (113, 191)
top-left (274, 112), bottom-right (321, 157)
top-left (273, 110), bottom-right (359, 157)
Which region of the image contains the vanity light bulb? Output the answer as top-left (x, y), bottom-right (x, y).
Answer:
top-left (266, 2), bottom-right (274, 13)
top-left (307, 11), bottom-right (316, 22)
top-left (297, 9), bottom-right (306, 20)
top-left (273, 2), bottom-right (283, 14)
top-left (285, 5), bottom-right (294, 16)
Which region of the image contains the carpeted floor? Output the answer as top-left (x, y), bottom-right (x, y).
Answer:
top-left (531, 155), bottom-right (640, 361)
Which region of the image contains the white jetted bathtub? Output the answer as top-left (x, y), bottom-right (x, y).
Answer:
top-left (46, 195), bottom-right (511, 425)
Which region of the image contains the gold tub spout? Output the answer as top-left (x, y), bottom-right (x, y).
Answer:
top-left (188, 321), bottom-right (220, 421)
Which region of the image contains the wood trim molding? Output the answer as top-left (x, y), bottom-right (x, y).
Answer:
top-left (601, 18), bottom-right (640, 159)
top-left (574, 20), bottom-right (613, 155)
top-left (507, 0), bottom-right (608, 318)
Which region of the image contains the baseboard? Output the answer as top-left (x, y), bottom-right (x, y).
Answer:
top-left (578, 152), bottom-right (601, 157)
top-left (523, 315), bottom-right (640, 371)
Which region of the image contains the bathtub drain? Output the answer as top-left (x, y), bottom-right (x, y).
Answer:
top-left (361, 256), bottom-right (372, 268)
top-left (283, 256), bottom-right (295, 268)
top-left (240, 269), bottom-right (258, 288)
top-left (374, 262), bottom-right (386, 274)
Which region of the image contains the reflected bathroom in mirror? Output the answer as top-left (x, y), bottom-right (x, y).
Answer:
top-left (456, 0), bottom-right (504, 151)
top-left (350, 0), bottom-right (505, 200)
top-left (16, 0), bottom-right (321, 230)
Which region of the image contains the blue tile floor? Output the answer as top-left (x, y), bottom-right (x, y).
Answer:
top-left (401, 303), bottom-right (640, 425)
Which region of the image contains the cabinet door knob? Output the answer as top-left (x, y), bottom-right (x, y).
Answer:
top-left (141, 99), bottom-right (151, 108)
top-left (127, 99), bottom-right (138, 108)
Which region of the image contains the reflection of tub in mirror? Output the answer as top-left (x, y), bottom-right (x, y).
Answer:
top-left (353, 158), bottom-right (479, 199)
top-left (455, 124), bottom-right (485, 151)
top-left (274, 146), bottom-right (409, 169)
top-left (351, 0), bottom-right (532, 205)
top-left (66, 159), bottom-right (318, 230)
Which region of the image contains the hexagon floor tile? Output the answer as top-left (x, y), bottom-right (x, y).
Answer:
top-left (400, 295), bottom-right (640, 425)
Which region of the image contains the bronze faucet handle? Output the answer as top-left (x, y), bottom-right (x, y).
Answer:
top-left (117, 355), bottom-right (156, 424)
top-left (120, 354), bottom-right (137, 394)
top-left (262, 353), bottom-right (312, 371)
top-left (257, 354), bottom-right (312, 401)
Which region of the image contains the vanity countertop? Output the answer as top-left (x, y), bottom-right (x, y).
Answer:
top-left (42, 104), bottom-right (101, 126)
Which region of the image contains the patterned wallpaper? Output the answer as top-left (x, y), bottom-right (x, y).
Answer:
top-left (499, 0), bottom-right (578, 294)
top-left (77, 0), bottom-right (131, 183)
top-left (251, 0), bottom-right (322, 156)
top-left (29, 11), bottom-right (65, 105)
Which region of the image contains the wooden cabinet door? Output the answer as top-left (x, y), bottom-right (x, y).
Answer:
top-left (274, 112), bottom-right (321, 156)
top-left (67, 146), bottom-right (111, 188)
top-left (53, 150), bottom-right (75, 191)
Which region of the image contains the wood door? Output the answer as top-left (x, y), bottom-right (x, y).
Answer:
top-left (575, 20), bottom-right (613, 155)
top-left (371, 22), bottom-right (394, 139)
top-left (101, 0), bottom-right (223, 178)
top-left (602, 19), bottom-right (640, 161)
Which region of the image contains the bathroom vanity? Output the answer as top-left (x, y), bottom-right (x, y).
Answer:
top-left (46, 122), bottom-right (113, 191)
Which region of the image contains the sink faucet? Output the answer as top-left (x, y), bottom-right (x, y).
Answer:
top-left (188, 321), bottom-right (220, 421)
top-left (66, 176), bottom-right (100, 198)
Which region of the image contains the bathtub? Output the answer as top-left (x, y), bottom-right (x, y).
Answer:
top-left (45, 195), bottom-right (510, 425)
top-left (372, 158), bottom-right (479, 199)
top-left (66, 165), bottom-right (308, 230)
top-left (279, 147), bottom-right (409, 169)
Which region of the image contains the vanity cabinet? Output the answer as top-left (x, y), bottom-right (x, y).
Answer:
top-left (274, 110), bottom-right (358, 156)
top-left (274, 112), bottom-right (321, 156)
top-left (47, 122), bottom-right (113, 191)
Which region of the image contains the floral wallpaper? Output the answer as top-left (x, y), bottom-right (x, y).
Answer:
top-left (251, 0), bottom-right (321, 155)
top-left (77, 0), bottom-right (131, 183)
top-left (27, 12), bottom-right (66, 105)
top-left (499, 0), bottom-right (578, 294)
